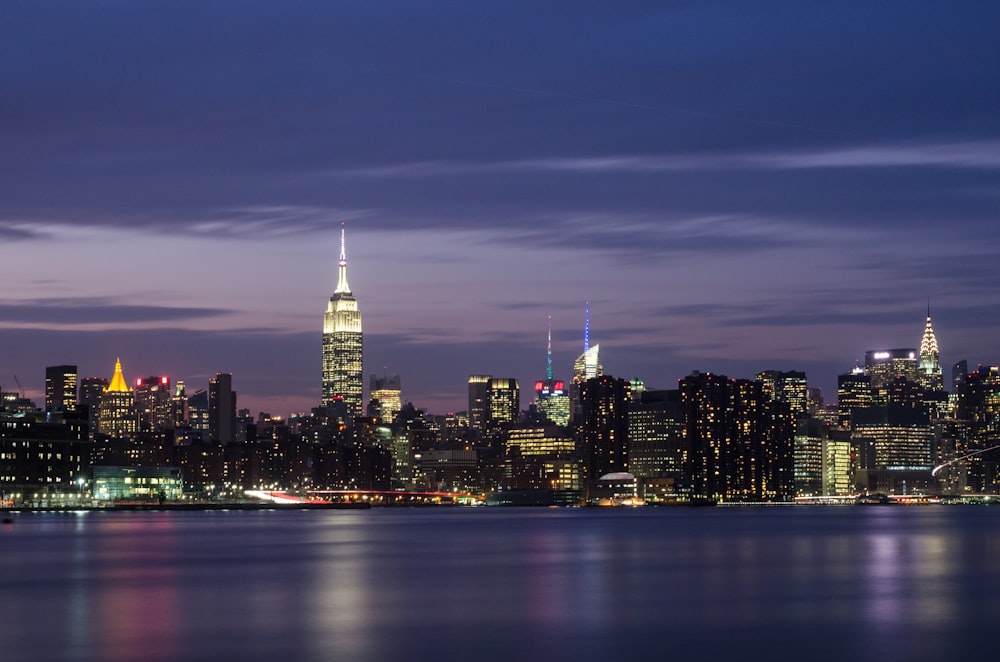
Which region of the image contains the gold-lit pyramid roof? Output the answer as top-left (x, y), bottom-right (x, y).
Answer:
top-left (107, 358), bottom-right (133, 392)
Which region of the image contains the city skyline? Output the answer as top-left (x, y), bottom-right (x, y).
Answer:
top-left (2, 2), bottom-right (999, 416)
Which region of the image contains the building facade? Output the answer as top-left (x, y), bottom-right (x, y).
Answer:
top-left (322, 225), bottom-right (363, 416)
top-left (98, 359), bottom-right (138, 440)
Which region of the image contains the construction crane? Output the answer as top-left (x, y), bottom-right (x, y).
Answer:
top-left (13, 374), bottom-right (25, 399)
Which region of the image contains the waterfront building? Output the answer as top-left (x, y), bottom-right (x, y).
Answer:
top-left (91, 466), bottom-right (183, 502)
top-left (580, 375), bottom-right (630, 487)
top-left (955, 367), bottom-right (1000, 493)
top-left (823, 429), bottom-right (853, 496)
top-left (680, 371), bottom-right (794, 502)
top-left (322, 224), bottom-right (363, 417)
top-left (794, 417), bottom-right (825, 497)
top-left (627, 388), bottom-right (684, 485)
top-left (98, 359), bottom-right (138, 440)
top-left (44, 365), bottom-right (77, 413)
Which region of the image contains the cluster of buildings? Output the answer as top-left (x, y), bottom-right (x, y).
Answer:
top-left (3, 227), bottom-right (999, 507)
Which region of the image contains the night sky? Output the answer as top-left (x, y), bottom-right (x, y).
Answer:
top-left (2, 1), bottom-right (998, 416)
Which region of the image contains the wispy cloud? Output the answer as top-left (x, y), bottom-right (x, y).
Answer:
top-left (332, 140), bottom-right (1000, 179)
top-left (0, 297), bottom-right (232, 327)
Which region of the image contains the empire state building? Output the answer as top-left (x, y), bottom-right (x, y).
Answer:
top-left (322, 224), bottom-right (363, 416)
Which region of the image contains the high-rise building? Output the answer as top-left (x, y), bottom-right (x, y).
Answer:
top-left (45, 365), bottom-right (77, 413)
top-left (580, 375), bottom-right (630, 485)
top-left (171, 380), bottom-right (189, 428)
top-left (135, 376), bottom-right (171, 433)
top-left (369, 373), bottom-right (402, 425)
top-left (679, 371), bottom-right (793, 502)
top-left (209, 372), bottom-right (237, 444)
top-left (627, 388), bottom-right (684, 482)
top-left (570, 303), bottom-right (603, 423)
top-left (952, 360), bottom-right (968, 393)
top-left (757, 370), bottom-right (808, 419)
top-left (918, 306), bottom-right (943, 392)
top-left (322, 224), bottom-right (363, 417)
top-left (98, 358), bottom-right (138, 440)
top-left (468, 375), bottom-right (492, 432)
top-left (838, 367), bottom-right (873, 428)
top-left (488, 378), bottom-right (520, 429)
top-left (79, 376), bottom-right (108, 437)
top-left (534, 317), bottom-right (570, 427)
top-left (865, 349), bottom-right (918, 391)
top-left (956, 367), bottom-right (1000, 493)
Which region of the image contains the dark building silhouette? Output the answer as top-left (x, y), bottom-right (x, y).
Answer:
top-left (580, 375), bottom-right (631, 487)
top-left (209, 373), bottom-right (236, 444)
top-left (45, 365), bottom-right (77, 413)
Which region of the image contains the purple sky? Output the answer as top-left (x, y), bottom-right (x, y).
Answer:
top-left (2, 1), bottom-right (999, 416)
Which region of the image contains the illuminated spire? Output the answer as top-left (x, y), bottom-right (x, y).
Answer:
top-left (546, 315), bottom-right (553, 381)
top-left (107, 358), bottom-right (132, 393)
top-left (584, 301), bottom-right (590, 352)
top-left (920, 305), bottom-right (939, 358)
top-left (334, 222), bottom-right (351, 294)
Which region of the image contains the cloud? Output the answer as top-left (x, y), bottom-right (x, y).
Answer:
top-left (0, 298), bottom-right (231, 327)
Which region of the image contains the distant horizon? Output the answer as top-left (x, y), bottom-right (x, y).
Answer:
top-left (1, 307), bottom-right (967, 420)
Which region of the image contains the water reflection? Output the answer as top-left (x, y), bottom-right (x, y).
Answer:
top-left (1, 508), bottom-right (999, 661)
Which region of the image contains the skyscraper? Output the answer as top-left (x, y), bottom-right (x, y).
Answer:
top-left (209, 372), bottom-right (237, 444)
top-left (580, 375), bottom-right (631, 486)
top-left (535, 317), bottom-right (570, 427)
top-left (98, 358), bottom-right (138, 440)
top-left (468, 375), bottom-right (492, 432)
top-left (135, 375), bottom-right (171, 433)
top-left (44, 365), bottom-right (77, 413)
top-left (570, 303), bottom-right (603, 423)
top-left (370, 373), bottom-right (402, 425)
top-left (865, 349), bottom-right (918, 392)
top-left (488, 378), bottom-right (520, 430)
top-left (322, 224), bottom-right (363, 416)
top-left (918, 306), bottom-right (943, 391)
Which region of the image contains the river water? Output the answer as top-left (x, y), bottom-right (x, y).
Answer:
top-left (1, 506), bottom-right (997, 661)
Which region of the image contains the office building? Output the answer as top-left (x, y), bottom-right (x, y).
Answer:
top-left (209, 372), bottom-right (237, 444)
top-left (98, 359), bottom-right (138, 440)
top-left (468, 375), bottom-right (492, 432)
top-left (580, 375), bottom-right (630, 485)
top-left (488, 378), bottom-right (520, 430)
top-left (322, 224), bottom-right (363, 416)
top-left (370, 373), bottom-right (402, 425)
top-left (135, 376), bottom-right (171, 433)
top-left (534, 317), bottom-right (570, 427)
top-left (45, 365), bottom-right (77, 413)
top-left (865, 349), bottom-right (918, 391)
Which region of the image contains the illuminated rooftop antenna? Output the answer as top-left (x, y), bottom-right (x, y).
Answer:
top-left (584, 301), bottom-right (590, 352)
top-left (546, 315), bottom-right (553, 381)
top-left (335, 222), bottom-right (351, 294)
